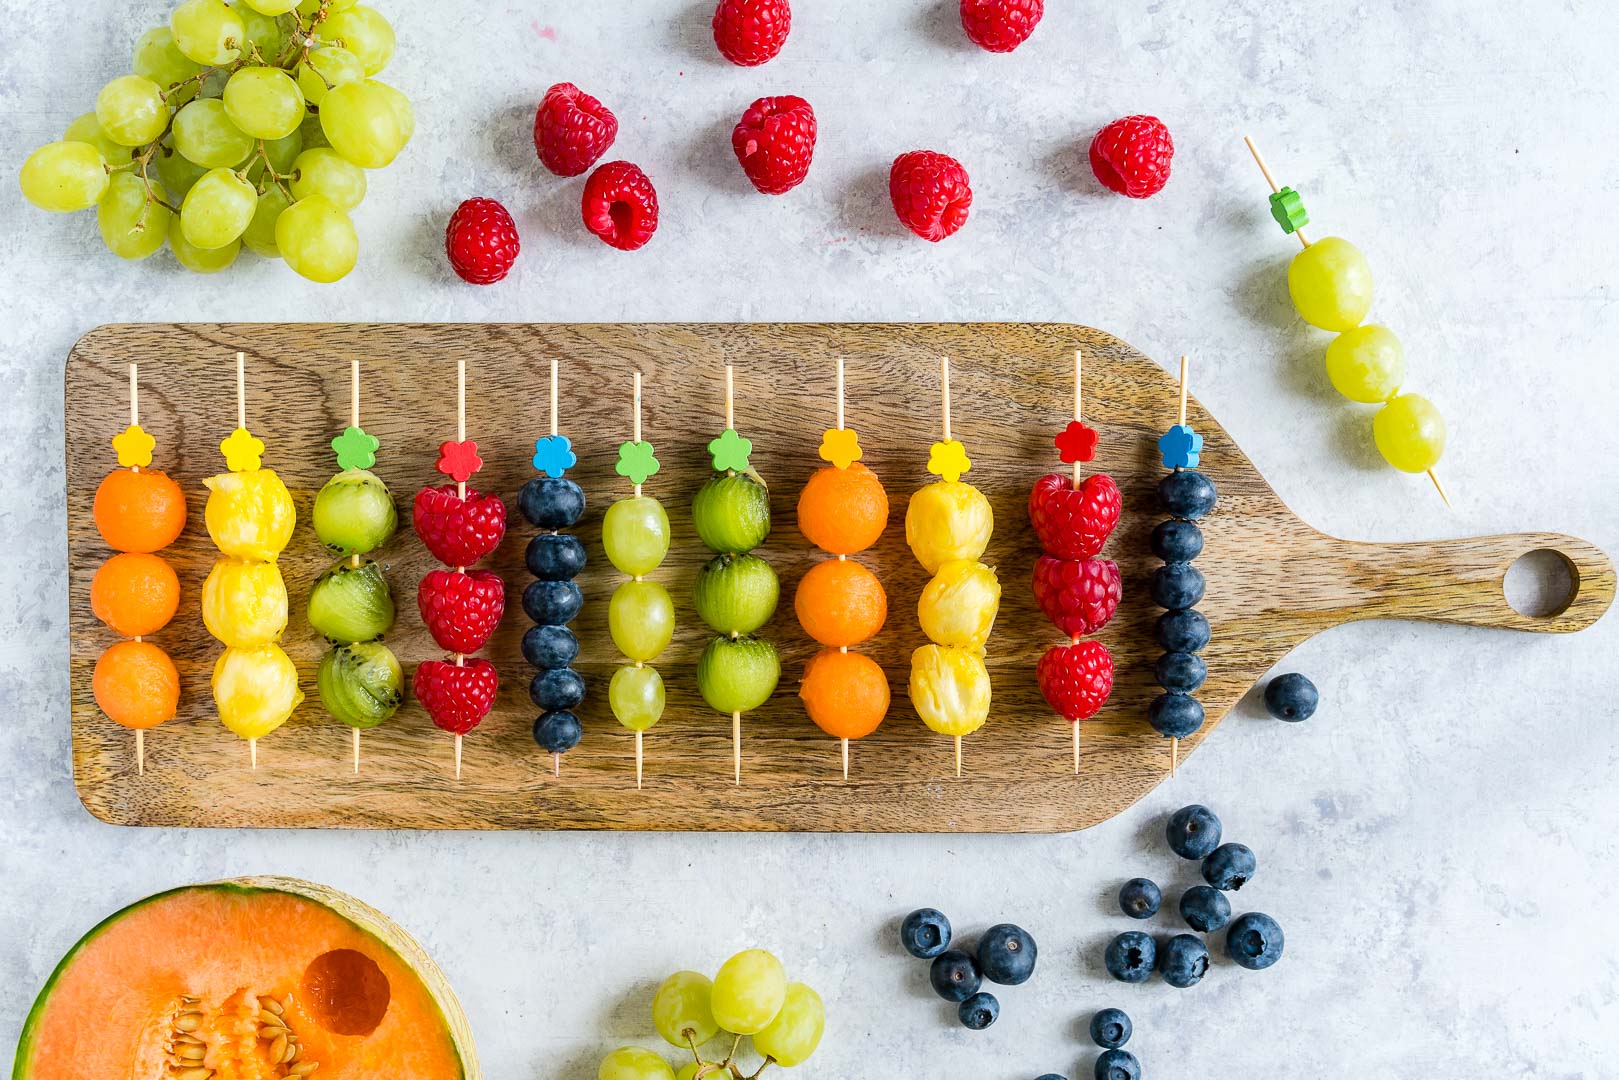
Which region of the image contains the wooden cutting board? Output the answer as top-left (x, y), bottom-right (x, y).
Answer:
top-left (64, 323), bottom-right (1615, 831)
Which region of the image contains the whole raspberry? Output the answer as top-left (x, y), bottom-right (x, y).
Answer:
top-left (1028, 472), bottom-right (1122, 559)
top-left (413, 485), bottom-right (508, 566)
top-left (581, 161), bottom-right (659, 251)
top-left (732, 95), bottom-right (816, 195)
top-left (1089, 115), bottom-right (1174, 199)
top-left (1037, 640), bottom-right (1115, 722)
top-left (889, 150), bottom-right (972, 242)
top-left (960, 0), bottom-right (1043, 52)
top-left (444, 198), bottom-right (520, 285)
top-left (413, 658), bottom-right (499, 736)
top-left (712, 0), bottom-right (791, 66)
top-left (533, 82), bottom-right (618, 177)
top-left (1033, 556), bottom-right (1122, 637)
top-left (418, 568), bottom-right (506, 655)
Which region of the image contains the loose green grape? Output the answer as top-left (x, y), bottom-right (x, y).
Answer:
top-left (319, 79), bottom-right (404, 168)
top-left (598, 1047), bottom-right (675, 1080)
top-left (1372, 393), bottom-right (1446, 473)
top-left (19, 141), bottom-right (108, 212)
top-left (609, 581), bottom-right (675, 662)
top-left (711, 949), bottom-right (786, 1036)
top-left (238, 9), bottom-right (288, 61)
top-left (1324, 324), bottom-right (1405, 404)
top-left (223, 66), bottom-right (305, 140)
top-left (97, 173), bottom-right (171, 260)
top-left (602, 496), bottom-right (671, 575)
top-left (752, 982), bottom-right (824, 1068)
top-left (242, 184), bottom-right (292, 257)
top-left (173, 99), bottom-right (254, 168)
top-left (168, 212), bottom-right (239, 272)
top-left (94, 75), bottom-right (169, 147)
top-left (323, 5), bottom-right (395, 74)
top-left (371, 80), bottom-right (413, 146)
top-left (652, 972), bottom-right (719, 1049)
top-left (155, 143), bottom-right (209, 199)
top-left (609, 665), bottom-right (665, 733)
top-left (181, 167), bottom-right (257, 250)
top-left (241, 0), bottom-right (299, 16)
top-left (132, 28), bottom-right (203, 103)
top-left (1287, 236), bottom-right (1374, 332)
top-left (290, 147), bottom-right (366, 210)
top-left (170, 0), bottom-right (245, 65)
top-left (63, 113), bottom-right (133, 167)
top-left (275, 194), bottom-right (358, 282)
top-left (296, 46), bottom-right (364, 106)
top-left (674, 1066), bottom-right (702, 1080)
top-left (244, 129), bottom-right (304, 186)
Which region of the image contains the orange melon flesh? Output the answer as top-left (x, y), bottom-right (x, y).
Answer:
top-left (14, 880), bottom-right (474, 1080)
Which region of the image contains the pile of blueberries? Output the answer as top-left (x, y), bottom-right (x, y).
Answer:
top-left (1147, 471), bottom-right (1217, 741)
top-left (1033, 1007), bottom-right (1140, 1080)
top-left (900, 909), bottom-right (1036, 1031)
top-left (518, 475), bottom-right (589, 755)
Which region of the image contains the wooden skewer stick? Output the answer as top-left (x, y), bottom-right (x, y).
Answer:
top-left (732, 710), bottom-right (742, 785)
top-left (456, 358), bottom-right (467, 502)
top-left (128, 363), bottom-right (147, 774)
top-left (632, 371), bottom-right (643, 497)
top-left (1243, 136), bottom-right (1312, 249)
top-left (1170, 356), bottom-right (1194, 778)
top-left (550, 356), bottom-right (566, 780)
top-left (236, 351), bottom-right (246, 430)
top-left (939, 356), bottom-right (965, 779)
top-left (454, 733), bottom-right (462, 781)
top-left (725, 364), bottom-right (735, 430)
top-left (349, 359), bottom-right (364, 772)
top-left (836, 357), bottom-right (853, 781)
top-left (1072, 348), bottom-right (1083, 487)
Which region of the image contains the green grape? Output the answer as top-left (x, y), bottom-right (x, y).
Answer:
top-left (609, 665), bottom-right (665, 733)
top-left (170, 0), bottom-right (245, 65)
top-left (290, 147), bottom-right (366, 209)
top-left (275, 194), bottom-right (358, 281)
top-left (652, 972), bottom-right (719, 1049)
top-left (603, 496), bottom-right (672, 575)
top-left (244, 129), bottom-right (304, 185)
top-left (224, 66), bottom-right (305, 140)
top-left (752, 983), bottom-right (824, 1067)
top-left (97, 172), bottom-right (171, 260)
top-left (1372, 393), bottom-right (1446, 473)
top-left (597, 1047), bottom-right (675, 1080)
top-left (63, 113), bottom-right (133, 166)
top-left (156, 143), bottom-right (209, 198)
top-left (19, 141), bottom-right (108, 212)
top-left (1324, 324), bottom-right (1404, 404)
top-left (241, 0), bottom-right (299, 16)
top-left (1287, 236), bottom-right (1374, 332)
top-left (323, 5), bottom-right (395, 74)
top-left (180, 167), bottom-right (257, 249)
top-left (674, 1066), bottom-right (702, 1080)
top-left (299, 110), bottom-right (330, 150)
top-left (609, 581), bottom-right (675, 662)
top-left (242, 184), bottom-right (292, 256)
top-left (168, 212), bottom-right (239, 272)
top-left (94, 75), bottom-right (169, 147)
top-left (319, 79), bottom-right (403, 168)
top-left (371, 79), bottom-right (413, 146)
top-left (132, 28), bottom-right (203, 103)
top-left (296, 46), bottom-right (364, 106)
top-left (173, 99), bottom-right (254, 167)
top-left (299, 0), bottom-right (358, 13)
top-left (238, 8), bottom-right (288, 61)
top-left (710, 949), bottom-right (786, 1036)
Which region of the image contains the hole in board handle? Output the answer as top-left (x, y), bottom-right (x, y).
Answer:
top-left (1503, 549), bottom-right (1580, 619)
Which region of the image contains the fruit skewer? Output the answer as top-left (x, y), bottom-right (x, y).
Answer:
top-left (309, 360), bottom-right (403, 774)
top-left (1029, 350), bottom-right (1121, 774)
top-left (412, 359), bottom-right (506, 779)
top-left (202, 352), bottom-right (301, 769)
top-left (794, 357), bottom-right (892, 780)
top-left (90, 362), bottom-right (185, 774)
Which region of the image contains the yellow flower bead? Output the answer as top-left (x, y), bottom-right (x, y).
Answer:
top-left (817, 427), bottom-right (862, 469)
top-left (926, 438), bottom-right (971, 483)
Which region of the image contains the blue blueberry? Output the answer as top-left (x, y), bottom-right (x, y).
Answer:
top-left (1094, 1049), bottom-right (1141, 1080)
top-left (899, 908), bottom-right (952, 959)
top-left (529, 667), bottom-right (586, 711)
top-left (521, 624), bottom-right (578, 670)
top-left (928, 949), bottom-right (981, 1002)
top-left (1158, 470), bottom-right (1217, 520)
top-left (1158, 932), bottom-right (1210, 989)
top-left (1226, 912), bottom-right (1285, 970)
top-left (1264, 672), bottom-right (1319, 722)
top-left (1088, 1008), bottom-right (1131, 1049)
top-left (1154, 651), bottom-right (1206, 693)
top-left (522, 579), bottom-right (583, 626)
top-left (1034, 1075), bottom-right (1069, 1080)
top-left (1118, 878), bottom-right (1161, 920)
top-left (976, 923), bottom-right (1037, 985)
top-left (1148, 692), bottom-right (1204, 738)
top-left (1179, 885), bottom-right (1231, 933)
top-left (532, 710), bottom-right (582, 753)
top-left (1150, 518), bottom-right (1204, 562)
top-left (1166, 804), bottom-right (1222, 859)
top-left (1155, 608), bottom-right (1210, 653)
top-left (957, 991), bottom-right (999, 1030)
top-left (1103, 932), bottom-right (1155, 984)
top-left (1201, 843), bottom-right (1256, 891)
top-left (525, 532), bottom-right (587, 581)
top-left (518, 476), bottom-right (585, 530)
top-left (1150, 563), bottom-right (1205, 610)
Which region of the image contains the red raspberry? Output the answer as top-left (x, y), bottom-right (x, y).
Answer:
top-left (889, 150), bottom-right (972, 242)
top-left (1089, 115), bottom-right (1174, 199)
top-left (712, 0), bottom-right (791, 66)
top-left (444, 198), bottom-right (519, 285)
top-left (960, 0), bottom-right (1043, 53)
top-left (413, 658), bottom-right (499, 736)
top-left (581, 161), bottom-right (659, 251)
top-left (1037, 640), bottom-right (1115, 722)
top-left (533, 82), bottom-right (618, 177)
top-left (418, 568), bottom-right (506, 655)
top-left (1033, 556), bottom-right (1122, 637)
top-left (1028, 472), bottom-right (1122, 560)
top-left (413, 485), bottom-right (507, 566)
top-left (732, 95), bottom-right (816, 195)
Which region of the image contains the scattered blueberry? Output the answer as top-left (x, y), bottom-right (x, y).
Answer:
top-left (1150, 518), bottom-right (1204, 562)
top-left (1226, 912), bottom-right (1285, 970)
top-left (1147, 692), bottom-right (1204, 738)
top-left (1154, 651), bottom-right (1207, 693)
top-left (1155, 608), bottom-right (1210, 653)
top-left (521, 624), bottom-right (579, 670)
top-left (957, 991), bottom-right (999, 1030)
top-left (529, 667), bottom-right (586, 711)
top-left (1201, 843), bottom-right (1256, 892)
top-left (1103, 932), bottom-right (1156, 984)
top-left (1158, 470), bottom-right (1218, 520)
top-left (1094, 1048), bottom-right (1141, 1080)
top-left (1149, 562), bottom-right (1206, 610)
top-left (1034, 1075), bottom-right (1069, 1080)
top-left (1088, 1008), bottom-right (1131, 1049)
top-left (1178, 885), bottom-right (1231, 934)
top-left (1264, 673), bottom-right (1319, 722)
top-left (518, 476), bottom-right (586, 530)
top-left (976, 923), bottom-right (1038, 985)
top-left (1118, 878), bottom-right (1161, 920)
top-left (525, 532), bottom-right (588, 581)
top-left (531, 710), bottom-right (582, 753)
top-left (928, 949), bottom-right (982, 1003)
top-left (900, 908), bottom-right (952, 960)
top-left (522, 579), bottom-right (584, 626)
top-left (1165, 804), bottom-right (1222, 860)
top-left (1157, 933), bottom-right (1210, 989)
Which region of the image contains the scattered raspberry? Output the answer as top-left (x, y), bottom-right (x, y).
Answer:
top-left (1033, 556), bottom-right (1122, 637)
top-left (889, 150), bottom-right (972, 242)
top-left (712, 0), bottom-right (791, 66)
top-left (413, 658), bottom-right (499, 735)
top-left (418, 568), bottom-right (506, 655)
top-left (960, 0), bottom-right (1043, 52)
top-left (444, 198), bottom-right (520, 285)
top-left (1028, 472), bottom-right (1122, 560)
top-left (1037, 640), bottom-right (1115, 722)
top-left (732, 95), bottom-right (816, 195)
top-left (1089, 115), bottom-right (1174, 199)
top-left (581, 161), bottom-right (659, 251)
top-left (413, 485), bottom-right (508, 566)
top-left (533, 82), bottom-right (619, 177)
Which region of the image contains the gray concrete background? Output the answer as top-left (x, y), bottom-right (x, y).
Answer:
top-left (3, 2), bottom-right (1617, 1077)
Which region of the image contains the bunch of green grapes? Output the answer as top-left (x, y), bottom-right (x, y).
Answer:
top-left (17, 0), bottom-right (411, 282)
top-left (600, 950), bottom-right (826, 1080)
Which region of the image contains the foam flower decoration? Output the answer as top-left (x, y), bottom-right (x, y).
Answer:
top-left (1159, 424), bottom-right (1203, 470)
top-left (331, 425), bottom-right (379, 471)
top-left (708, 428), bottom-right (753, 473)
top-left (112, 424), bottom-right (155, 469)
top-left (532, 434), bottom-right (577, 478)
top-left (220, 427), bottom-right (264, 472)
top-left (818, 427), bottom-right (863, 470)
top-left (435, 439), bottom-right (483, 483)
top-left (616, 440), bottom-right (660, 485)
top-left (1055, 420), bottom-right (1099, 464)
top-left (926, 438), bottom-right (971, 483)
top-left (1269, 186), bottom-right (1310, 235)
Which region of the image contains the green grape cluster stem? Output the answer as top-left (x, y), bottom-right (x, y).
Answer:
top-left (682, 1032), bottom-right (773, 1080)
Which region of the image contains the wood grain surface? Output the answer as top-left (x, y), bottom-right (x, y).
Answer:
top-left (64, 324), bottom-right (1617, 832)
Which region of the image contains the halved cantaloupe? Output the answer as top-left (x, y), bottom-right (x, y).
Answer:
top-left (12, 876), bottom-right (479, 1080)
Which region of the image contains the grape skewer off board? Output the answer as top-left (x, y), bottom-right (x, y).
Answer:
top-left (63, 324), bottom-right (1614, 832)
